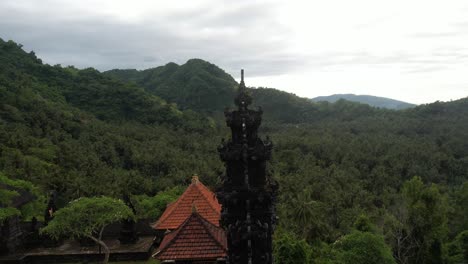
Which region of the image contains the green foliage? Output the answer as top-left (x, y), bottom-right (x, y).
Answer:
top-left (251, 88), bottom-right (383, 124)
top-left (0, 172), bottom-right (36, 192)
top-left (40, 196), bottom-right (134, 240)
top-left (0, 38), bottom-right (224, 200)
top-left (0, 184), bottom-right (19, 206)
top-left (449, 182), bottom-right (468, 235)
top-left (0, 172), bottom-right (43, 221)
top-left (20, 195), bottom-right (47, 221)
top-left (333, 231), bottom-right (396, 264)
top-left (104, 59), bottom-right (238, 113)
top-left (402, 177), bottom-right (448, 238)
top-left (403, 177), bottom-right (448, 263)
top-left (354, 214), bottom-right (376, 233)
top-left (40, 196), bottom-right (135, 263)
top-left (383, 177), bottom-right (449, 264)
top-left (0, 207), bottom-right (20, 222)
top-left (133, 186), bottom-right (183, 219)
top-left (0, 38), bottom-right (211, 129)
top-left (446, 230), bottom-right (468, 264)
top-left (273, 229), bottom-right (313, 264)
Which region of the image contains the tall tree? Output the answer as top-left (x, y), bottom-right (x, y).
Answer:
top-left (386, 177), bottom-right (448, 264)
top-left (41, 196), bottom-right (134, 264)
top-left (334, 230), bottom-right (396, 264)
top-left (273, 229), bottom-right (312, 264)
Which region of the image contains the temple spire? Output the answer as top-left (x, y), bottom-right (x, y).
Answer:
top-left (234, 69), bottom-right (252, 108)
top-left (240, 69), bottom-right (244, 85)
top-left (218, 67), bottom-right (277, 264)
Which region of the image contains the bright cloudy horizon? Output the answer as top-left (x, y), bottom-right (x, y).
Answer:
top-left (1, 0), bottom-right (468, 104)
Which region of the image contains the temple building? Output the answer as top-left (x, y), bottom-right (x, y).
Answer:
top-left (153, 176), bottom-right (227, 264)
top-left (152, 175), bottom-right (221, 231)
top-left (154, 209), bottom-right (227, 263)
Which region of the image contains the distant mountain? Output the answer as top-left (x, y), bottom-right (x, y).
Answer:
top-left (105, 62), bottom-right (387, 123)
top-left (104, 59), bottom-right (237, 113)
top-left (311, 94), bottom-right (416, 110)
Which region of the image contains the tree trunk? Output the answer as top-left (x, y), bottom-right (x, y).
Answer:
top-left (89, 236), bottom-right (110, 264)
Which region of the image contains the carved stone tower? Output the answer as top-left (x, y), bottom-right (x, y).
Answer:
top-left (217, 70), bottom-right (278, 264)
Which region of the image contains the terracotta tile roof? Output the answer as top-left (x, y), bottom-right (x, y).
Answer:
top-left (152, 176), bottom-right (221, 230)
top-left (154, 212), bottom-right (227, 261)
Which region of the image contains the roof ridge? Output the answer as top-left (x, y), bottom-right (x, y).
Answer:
top-left (153, 179), bottom-right (221, 230)
top-left (155, 212), bottom-right (226, 259)
top-left (155, 213), bottom-right (197, 256)
top-left (153, 183), bottom-right (197, 228)
top-left (194, 182), bottom-right (221, 218)
top-left (151, 201), bottom-right (175, 227)
top-left (197, 213), bottom-right (227, 251)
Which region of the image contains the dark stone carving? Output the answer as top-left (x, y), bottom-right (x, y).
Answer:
top-left (217, 70), bottom-right (278, 264)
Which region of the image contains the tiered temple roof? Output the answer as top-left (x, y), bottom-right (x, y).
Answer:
top-left (154, 211), bottom-right (227, 262)
top-left (152, 175), bottom-right (221, 230)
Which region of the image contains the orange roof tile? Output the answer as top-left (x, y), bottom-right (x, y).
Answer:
top-left (152, 176), bottom-right (221, 230)
top-left (154, 212), bottom-right (227, 261)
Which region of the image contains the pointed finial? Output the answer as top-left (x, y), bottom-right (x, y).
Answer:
top-left (235, 69), bottom-right (252, 108)
top-left (192, 174), bottom-right (199, 184)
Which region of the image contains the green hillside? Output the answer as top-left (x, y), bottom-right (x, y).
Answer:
top-left (104, 66), bottom-right (388, 125)
top-left (250, 88), bottom-right (385, 124)
top-left (104, 59), bottom-right (237, 113)
top-left (0, 38), bottom-right (223, 199)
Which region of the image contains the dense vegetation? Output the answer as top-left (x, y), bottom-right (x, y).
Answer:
top-left (1, 38), bottom-right (467, 263)
top-left (0, 172), bottom-right (44, 221)
top-left (104, 59), bottom-right (238, 113)
top-left (0, 39), bottom-right (223, 199)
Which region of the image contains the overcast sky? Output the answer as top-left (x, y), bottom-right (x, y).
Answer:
top-left (1, 0), bottom-right (467, 104)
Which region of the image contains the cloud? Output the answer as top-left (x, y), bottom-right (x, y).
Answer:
top-left (0, 0), bottom-right (304, 76)
top-left (410, 32), bottom-right (461, 38)
top-left (0, 0), bottom-right (467, 103)
top-left (293, 51), bottom-right (468, 76)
